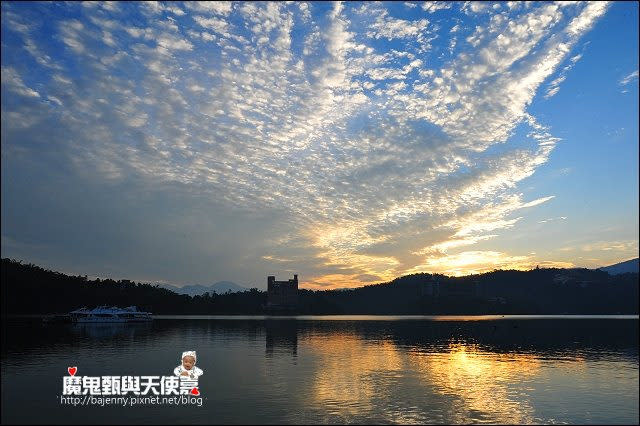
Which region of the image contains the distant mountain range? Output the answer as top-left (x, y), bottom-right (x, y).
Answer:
top-left (600, 258), bottom-right (639, 275)
top-left (158, 281), bottom-right (249, 296)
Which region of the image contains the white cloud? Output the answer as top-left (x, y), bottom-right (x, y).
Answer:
top-left (59, 20), bottom-right (87, 54)
top-left (165, 5), bottom-right (186, 16)
top-left (366, 9), bottom-right (429, 41)
top-left (0, 1), bottom-right (613, 286)
top-left (155, 32), bottom-right (193, 51)
top-left (1, 67), bottom-right (41, 98)
top-left (185, 1), bottom-right (233, 16)
top-left (620, 70), bottom-right (638, 86)
top-left (298, 2), bottom-right (312, 22)
top-left (565, 1), bottom-right (609, 36)
top-left (193, 15), bottom-right (230, 37)
top-left (422, 2), bottom-right (452, 13)
top-left (100, 1), bottom-right (120, 12)
top-left (544, 51), bottom-right (585, 99)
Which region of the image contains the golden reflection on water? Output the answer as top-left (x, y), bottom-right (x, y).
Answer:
top-left (305, 333), bottom-right (555, 423)
top-left (408, 342), bottom-right (541, 423)
top-left (308, 334), bottom-right (407, 419)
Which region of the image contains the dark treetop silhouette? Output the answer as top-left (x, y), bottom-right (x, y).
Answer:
top-left (1, 258), bottom-right (638, 315)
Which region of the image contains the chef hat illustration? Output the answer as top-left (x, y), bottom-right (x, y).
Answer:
top-left (181, 351), bottom-right (197, 364)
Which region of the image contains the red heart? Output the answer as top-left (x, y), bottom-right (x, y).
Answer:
top-left (190, 387), bottom-right (200, 396)
top-left (68, 366), bottom-right (77, 376)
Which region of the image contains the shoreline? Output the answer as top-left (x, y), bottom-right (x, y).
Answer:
top-left (4, 314), bottom-right (639, 320)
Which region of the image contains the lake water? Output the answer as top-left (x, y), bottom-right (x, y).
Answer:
top-left (1, 316), bottom-right (638, 424)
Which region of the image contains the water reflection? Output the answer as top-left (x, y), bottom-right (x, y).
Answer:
top-left (307, 336), bottom-right (412, 422)
top-left (1, 317), bottom-right (638, 424)
top-left (301, 331), bottom-right (544, 423)
top-left (294, 319), bottom-right (636, 424)
top-left (408, 343), bottom-right (543, 423)
top-left (265, 320), bottom-right (298, 357)
top-left (70, 322), bottom-right (153, 340)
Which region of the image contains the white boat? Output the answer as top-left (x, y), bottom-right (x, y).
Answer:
top-left (69, 306), bottom-right (153, 323)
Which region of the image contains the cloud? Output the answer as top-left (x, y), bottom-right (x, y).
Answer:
top-left (155, 32), bottom-right (193, 51)
top-left (538, 216), bottom-right (567, 224)
top-left (422, 2), bottom-right (452, 13)
top-left (1, 67), bottom-right (41, 98)
top-left (1, 1), bottom-right (613, 288)
top-left (192, 15), bottom-right (230, 37)
top-left (619, 70), bottom-right (638, 86)
top-left (185, 1), bottom-right (233, 16)
top-left (578, 240), bottom-right (638, 253)
top-left (407, 250), bottom-right (574, 276)
top-left (544, 51), bottom-right (584, 99)
top-left (59, 20), bottom-right (87, 54)
top-left (363, 6), bottom-right (432, 52)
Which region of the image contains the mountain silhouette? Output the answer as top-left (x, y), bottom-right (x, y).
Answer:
top-left (600, 258), bottom-right (639, 275)
top-left (2, 258), bottom-right (637, 315)
top-left (158, 281), bottom-right (248, 296)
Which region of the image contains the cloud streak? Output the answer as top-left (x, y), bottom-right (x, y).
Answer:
top-left (1, 1), bottom-right (612, 288)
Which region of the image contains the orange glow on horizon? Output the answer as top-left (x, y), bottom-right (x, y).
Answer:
top-left (298, 222), bottom-right (633, 290)
top-left (300, 257), bottom-right (576, 290)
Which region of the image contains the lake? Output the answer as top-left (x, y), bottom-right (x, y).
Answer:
top-left (1, 316), bottom-right (638, 424)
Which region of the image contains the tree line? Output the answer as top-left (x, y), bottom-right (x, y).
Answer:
top-left (1, 258), bottom-right (637, 315)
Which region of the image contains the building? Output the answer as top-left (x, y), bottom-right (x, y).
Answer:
top-left (267, 274), bottom-right (299, 311)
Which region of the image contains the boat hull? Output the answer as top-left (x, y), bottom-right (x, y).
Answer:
top-left (69, 306), bottom-right (153, 323)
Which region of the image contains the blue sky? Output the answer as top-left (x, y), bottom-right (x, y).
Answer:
top-left (1, 1), bottom-right (638, 289)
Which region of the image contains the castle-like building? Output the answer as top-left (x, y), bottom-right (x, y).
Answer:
top-left (266, 274), bottom-right (299, 311)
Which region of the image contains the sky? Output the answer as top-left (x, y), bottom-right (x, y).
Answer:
top-left (1, 1), bottom-right (638, 290)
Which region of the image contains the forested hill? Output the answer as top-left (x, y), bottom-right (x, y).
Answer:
top-left (0, 258), bottom-right (264, 315)
top-left (1, 258), bottom-right (638, 315)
